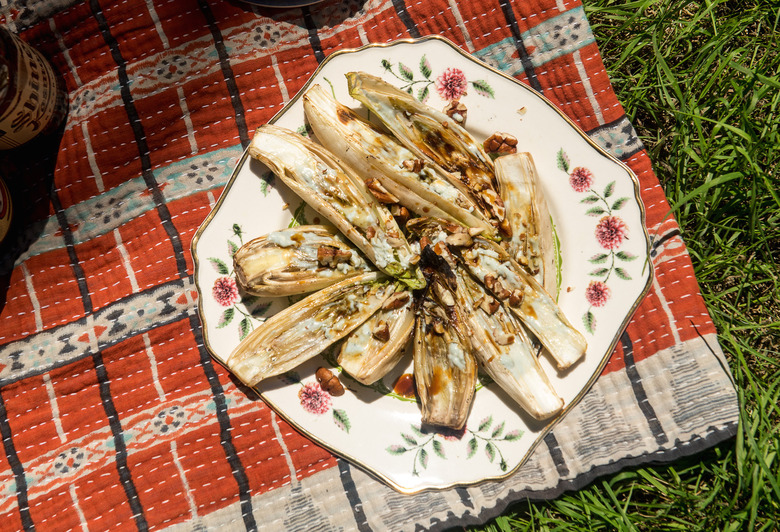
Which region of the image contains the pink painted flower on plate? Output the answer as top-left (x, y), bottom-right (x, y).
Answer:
top-left (435, 68), bottom-right (468, 100)
top-left (299, 382), bottom-right (332, 415)
top-left (585, 280), bottom-right (611, 307)
top-left (569, 166), bottom-right (594, 192)
top-left (212, 276), bottom-right (240, 307)
top-left (595, 215), bottom-right (628, 249)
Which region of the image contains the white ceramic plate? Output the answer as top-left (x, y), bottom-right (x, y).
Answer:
top-left (191, 36), bottom-right (652, 493)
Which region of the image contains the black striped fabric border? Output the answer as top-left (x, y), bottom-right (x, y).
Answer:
top-left (621, 331), bottom-right (669, 445)
top-left (302, 7), bottom-right (326, 64)
top-left (651, 228), bottom-right (682, 258)
top-left (92, 350), bottom-right (149, 530)
top-left (543, 432), bottom-right (570, 477)
top-left (456, 486), bottom-right (474, 509)
top-left (91, 0), bottom-right (189, 280)
top-left (498, 0), bottom-right (543, 93)
top-left (0, 393), bottom-right (34, 530)
top-left (391, 0), bottom-right (422, 38)
top-left (336, 458), bottom-right (372, 532)
top-left (199, 0), bottom-right (251, 150)
top-left (188, 313), bottom-right (257, 531)
top-left (49, 181), bottom-right (93, 315)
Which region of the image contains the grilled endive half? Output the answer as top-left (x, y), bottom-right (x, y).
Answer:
top-left (248, 124), bottom-right (425, 289)
top-left (233, 225), bottom-right (372, 297)
top-left (495, 153), bottom-right (557, 294)
top-left (414, 247), bottom-right (477, 430)
top-left (302, 84), bottom-right (496, 238)
top-left (456, 266), bottom-right (563, 420)
top-left (227, 272), bottom-right (393, 387)
top-left (338, 286), bottom-right (415, 385)
top-left (460, 237), bottom-right (587, 370)
top-left (346, 72), bottom-right (510, 237)
top-left (407, 217), bottom-right (562, 419)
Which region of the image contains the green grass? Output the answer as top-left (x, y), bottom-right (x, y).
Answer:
top-left (469, 0), bottom-right (780, 530)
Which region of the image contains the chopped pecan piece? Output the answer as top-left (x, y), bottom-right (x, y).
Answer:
top-left (317, 245), bottom-right (335, 266)
top-left (332, 249), bottom-right (353, 265)
top-left (315, 366), bottom-right (332, 384)
top-left (508, 289), bottom-right (524, 307)
top-left (401, 159), bottom-right (425, 173)
top-left (445, 232), bottom-right (473, 247)
top-left (480, 295), bottom-right (501, 315)
top-left (443, 222), bottom-right (466, 234)
top-left (365, 178), bottom-right (400, 203)
top-left (390, 204), bottom-right (410, 226)
top-left (372, 321), bottom-right (390, 342)
top-left (316, 367), bottom-right (345, 396)
top-left (317, 246), bottom-right (352, 268)
top-left (382, 291), bottom-right (411, 310)
top-left (483, 132), bottom-right (518, 154)
top-left (432, 241), bottom-right (448, 256)
top-left (492, 280), bottom-right (511, 300)
top-left (443, 100), bottom-right (467, 124)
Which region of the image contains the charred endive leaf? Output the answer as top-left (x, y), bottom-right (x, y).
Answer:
top-left (302, 84), bottom-right (495, 238)
top-left (456, 266), bottom-right (563, 420)
top-left (338, 286), bottom-right (415, 385)
top-left (346, 72), bottom-right (510, 237)
top-left (495, 152), bottom-right (557, 294)
top-left (407, 217), bottom-right (562, 419)
top-left (414, 246), bottom-right (477, 430)
top-left (460, 237), bottom-right (587, 370)
top-left (227, 272), bottom-right (393, 387)
top-left (233, 225), bottom-right (373, 297)
top-left (248, 124), bottom-right (425, 289)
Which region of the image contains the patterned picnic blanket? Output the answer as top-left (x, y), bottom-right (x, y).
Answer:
top-left (0, 0), bottom-right (739, 530)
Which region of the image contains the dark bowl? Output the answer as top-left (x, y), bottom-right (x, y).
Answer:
top-left (238, 0), bottom-right (324, 7)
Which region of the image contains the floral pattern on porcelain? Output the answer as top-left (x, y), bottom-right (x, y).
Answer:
top-left (557, 149), bottom-right (638, 333)
top-left (380, 56), bottom-right (495, 103)
top-left (283, 367), bottom-right (352, 434)
top-left (387, 415), bottom-right (524, 476)
top-left (208, 223), bottom-right (270, 341)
